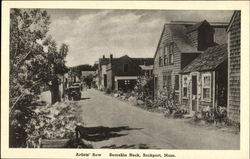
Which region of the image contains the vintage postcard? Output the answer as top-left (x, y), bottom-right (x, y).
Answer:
top-left (1, 1), bottom-right (249, 159)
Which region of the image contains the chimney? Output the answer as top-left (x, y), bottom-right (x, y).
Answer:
top-left (187, 20), bottom-right (215, 51)
top-left (103, 55), bottom-right (105, 59)
top-left (110, 54), bottom-right (113, 64)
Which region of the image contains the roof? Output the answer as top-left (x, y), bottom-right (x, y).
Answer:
top-left (110, 55), bottom-right (153, 69)
top-left (153, 20), bottom-right (228, 59)
top-left (168, 24), bottom-right (199, 53)
top-left (186, 20), bottom-right (212, 33)
top-left (169, 21), bottom-right (228, 27)
top-left (226, 10), bottom-right (241, 32)
top-left (131, 58), bottom-right (154, 66)
top-left (180, 44), bottom-right (228, 73)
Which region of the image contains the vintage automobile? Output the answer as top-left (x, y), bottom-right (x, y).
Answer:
top-left (71, 82), bottom-right (83, 91)
top-left (66, 85), bottom-right (81, 101)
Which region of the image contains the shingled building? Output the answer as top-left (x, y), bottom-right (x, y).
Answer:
top-left (153, 20), bottom-right (228, 103)
top-left (227, 11), bottom-right (241, 123)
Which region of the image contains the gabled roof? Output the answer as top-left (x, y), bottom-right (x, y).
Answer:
top-left (111, 55), bottom-right (153, 66)
top-left (153, 22), bottom-right (203, 59)
top-left (180, 44), bottom-right (228, 73)
top-left (131, 58), bottom-right (154, 66)
top-left (168, 24), bottom-right (199, 53)
top-left (226, 10), bottom-right (241, 32)
top-left (153, 20), bottom-right (229, 59)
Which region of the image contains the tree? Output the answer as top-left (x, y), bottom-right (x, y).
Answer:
top-left (9, 8), bottom-right (51, 147)
top-left (43, 37), bottom-right (69, 103)
top-left (9, 8), bottom-right (69, 147)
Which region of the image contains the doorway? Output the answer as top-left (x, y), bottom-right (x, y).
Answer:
top-left (190, 74), bottom-right (198, 112)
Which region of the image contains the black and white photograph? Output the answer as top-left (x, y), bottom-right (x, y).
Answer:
top-left (1, 1), bottom-right (249, 159)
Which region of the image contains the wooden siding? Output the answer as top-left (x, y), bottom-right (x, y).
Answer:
top-left (180, 71), bottom-right (214, 113)
top-left (106, 56), bottom-right (143, 90)
top-left (153, 26), bottom-right (181, 99)
top-left (112, 56), bottom-right (142, 77)
top-left (228, 11), bottom-right (241, 123)
top-left (106, 64), bottom-right (113, 90)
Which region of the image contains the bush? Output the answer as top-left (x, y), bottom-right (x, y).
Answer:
top-left (134, 76), bottom-right (154, 101)
top-left (194, 111), bottom-right (203, 122)
top-left (173, 105), bottom-right (188, 118)
top-left (214, 106), bottom-right (227, 123)
top-left (193, 106), bottom-right (228, 124)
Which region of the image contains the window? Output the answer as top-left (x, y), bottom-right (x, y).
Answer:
top-left (175, 75), bottom-right (179, 91)
top-left (202, 73), bottom-right (211, 101)
top-left (164, 46), bottom-right (168, 65)
top-left (164, 55), bottom-right (168, 65)
top-left (124, 64), bottom-right (128, 72)
top-left (166, 75), bottom-right (171, 92)
top-left (163, 73), bottom-right (171, 92)
top-left (163, 75), bottom-right (167, 87)
top-left (125, 80), bottom-right (130, 85)
top-left (182, 75), bottom-right (188, 98)
top-left (169, 43), bottom-right (174, 64)
top-left (159, 57), bottom-right (163, 67)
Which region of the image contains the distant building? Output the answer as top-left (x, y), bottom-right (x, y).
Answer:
top-left (106, 54), bottom-right (153, 92)
top-left (227, 11), bottom-right (241, 123)
top-left (97, 55), bottom-right (112, 90)
top-left (153, 20), bottom-right (228, 104)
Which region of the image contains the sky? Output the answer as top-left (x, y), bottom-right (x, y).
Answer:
top-left (46, 9), bottom-right (234, 67)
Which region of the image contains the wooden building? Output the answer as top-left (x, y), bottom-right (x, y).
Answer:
top-left (180, 44), bottom-right (228, 114)
top-left (227, 11), bottom-right (241, 123)
top-left (153, 20), bottom-right (228, 102)
top-left (106, 55), bottom-right (153, 92)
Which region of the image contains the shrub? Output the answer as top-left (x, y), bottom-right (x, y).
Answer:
top-left (214, 106), bottom-right (227, 123)
top-left (193, 106), bottom-right (228, 124)
top-left (173, 105), bottom-right (188, 118)
top-left (134, 76), bottom-right (154, 101)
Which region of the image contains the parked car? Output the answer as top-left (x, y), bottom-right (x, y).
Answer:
top-left (71, 82), bottom-right (82, 91)
top-left (66, 85), bottom-right (81, 101)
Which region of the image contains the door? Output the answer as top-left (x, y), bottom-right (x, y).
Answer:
top-left (191, 74), bottom-right (198, 112)
top-left (154, 76), bottom-right (158, 98)
top-left (104, 74), bottom-right (107, 87)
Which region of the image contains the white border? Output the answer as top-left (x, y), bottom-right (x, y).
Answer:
top-left (1, 1), bottom-right (249, 159)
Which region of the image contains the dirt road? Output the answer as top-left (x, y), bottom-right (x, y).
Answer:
top-left (76, 89), bottom-right (239, 149)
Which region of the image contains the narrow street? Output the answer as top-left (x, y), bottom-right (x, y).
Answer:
top-left (75, 89), bottom-right (240, 149)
